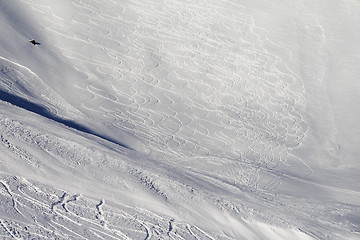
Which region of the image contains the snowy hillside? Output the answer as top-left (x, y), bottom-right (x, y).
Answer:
top-left (0, 0), bottom-right (359, 239)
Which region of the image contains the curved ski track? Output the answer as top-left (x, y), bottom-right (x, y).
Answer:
top-left (20, 0), bottom-right (310, 190)
top-left (4, 0), bottom-right (353, 239)
top-left (0, 174), bottom-right (237, 240)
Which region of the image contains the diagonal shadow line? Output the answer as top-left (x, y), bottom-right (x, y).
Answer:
top-left (0, 89), bottom-right (132, 150)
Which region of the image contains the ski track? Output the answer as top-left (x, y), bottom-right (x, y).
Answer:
top-left (2, 0), bottom-right (359, 239)
top-left (0, 173), bottom-right (248, 240)
top-left (18, 0), bottom-right (310, 184)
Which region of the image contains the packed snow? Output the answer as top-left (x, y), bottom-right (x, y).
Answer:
top-left (0, 0), bottom-right (359, 239)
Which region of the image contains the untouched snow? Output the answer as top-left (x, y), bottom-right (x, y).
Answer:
top-left (0, 0), bottom-right (359, 239)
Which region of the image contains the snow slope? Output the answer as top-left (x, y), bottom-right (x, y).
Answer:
top-left (0, 0), bottom-right (359, 239)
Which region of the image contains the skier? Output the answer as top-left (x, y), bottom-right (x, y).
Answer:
top-left (29, 39), bottom-right (40, 45)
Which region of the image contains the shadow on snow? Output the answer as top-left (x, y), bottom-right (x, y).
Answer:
top-left (0, 89), bottom-right (132, 150)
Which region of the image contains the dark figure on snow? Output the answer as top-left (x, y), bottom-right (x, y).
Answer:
top-left (29, 39), bottom-right (40, 45)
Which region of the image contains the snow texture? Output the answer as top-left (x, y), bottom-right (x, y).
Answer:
top-left (0, 0), bottom-right (359, 239)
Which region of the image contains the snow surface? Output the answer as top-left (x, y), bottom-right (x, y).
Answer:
top-left (0, 0), bottom-right (359, 239)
